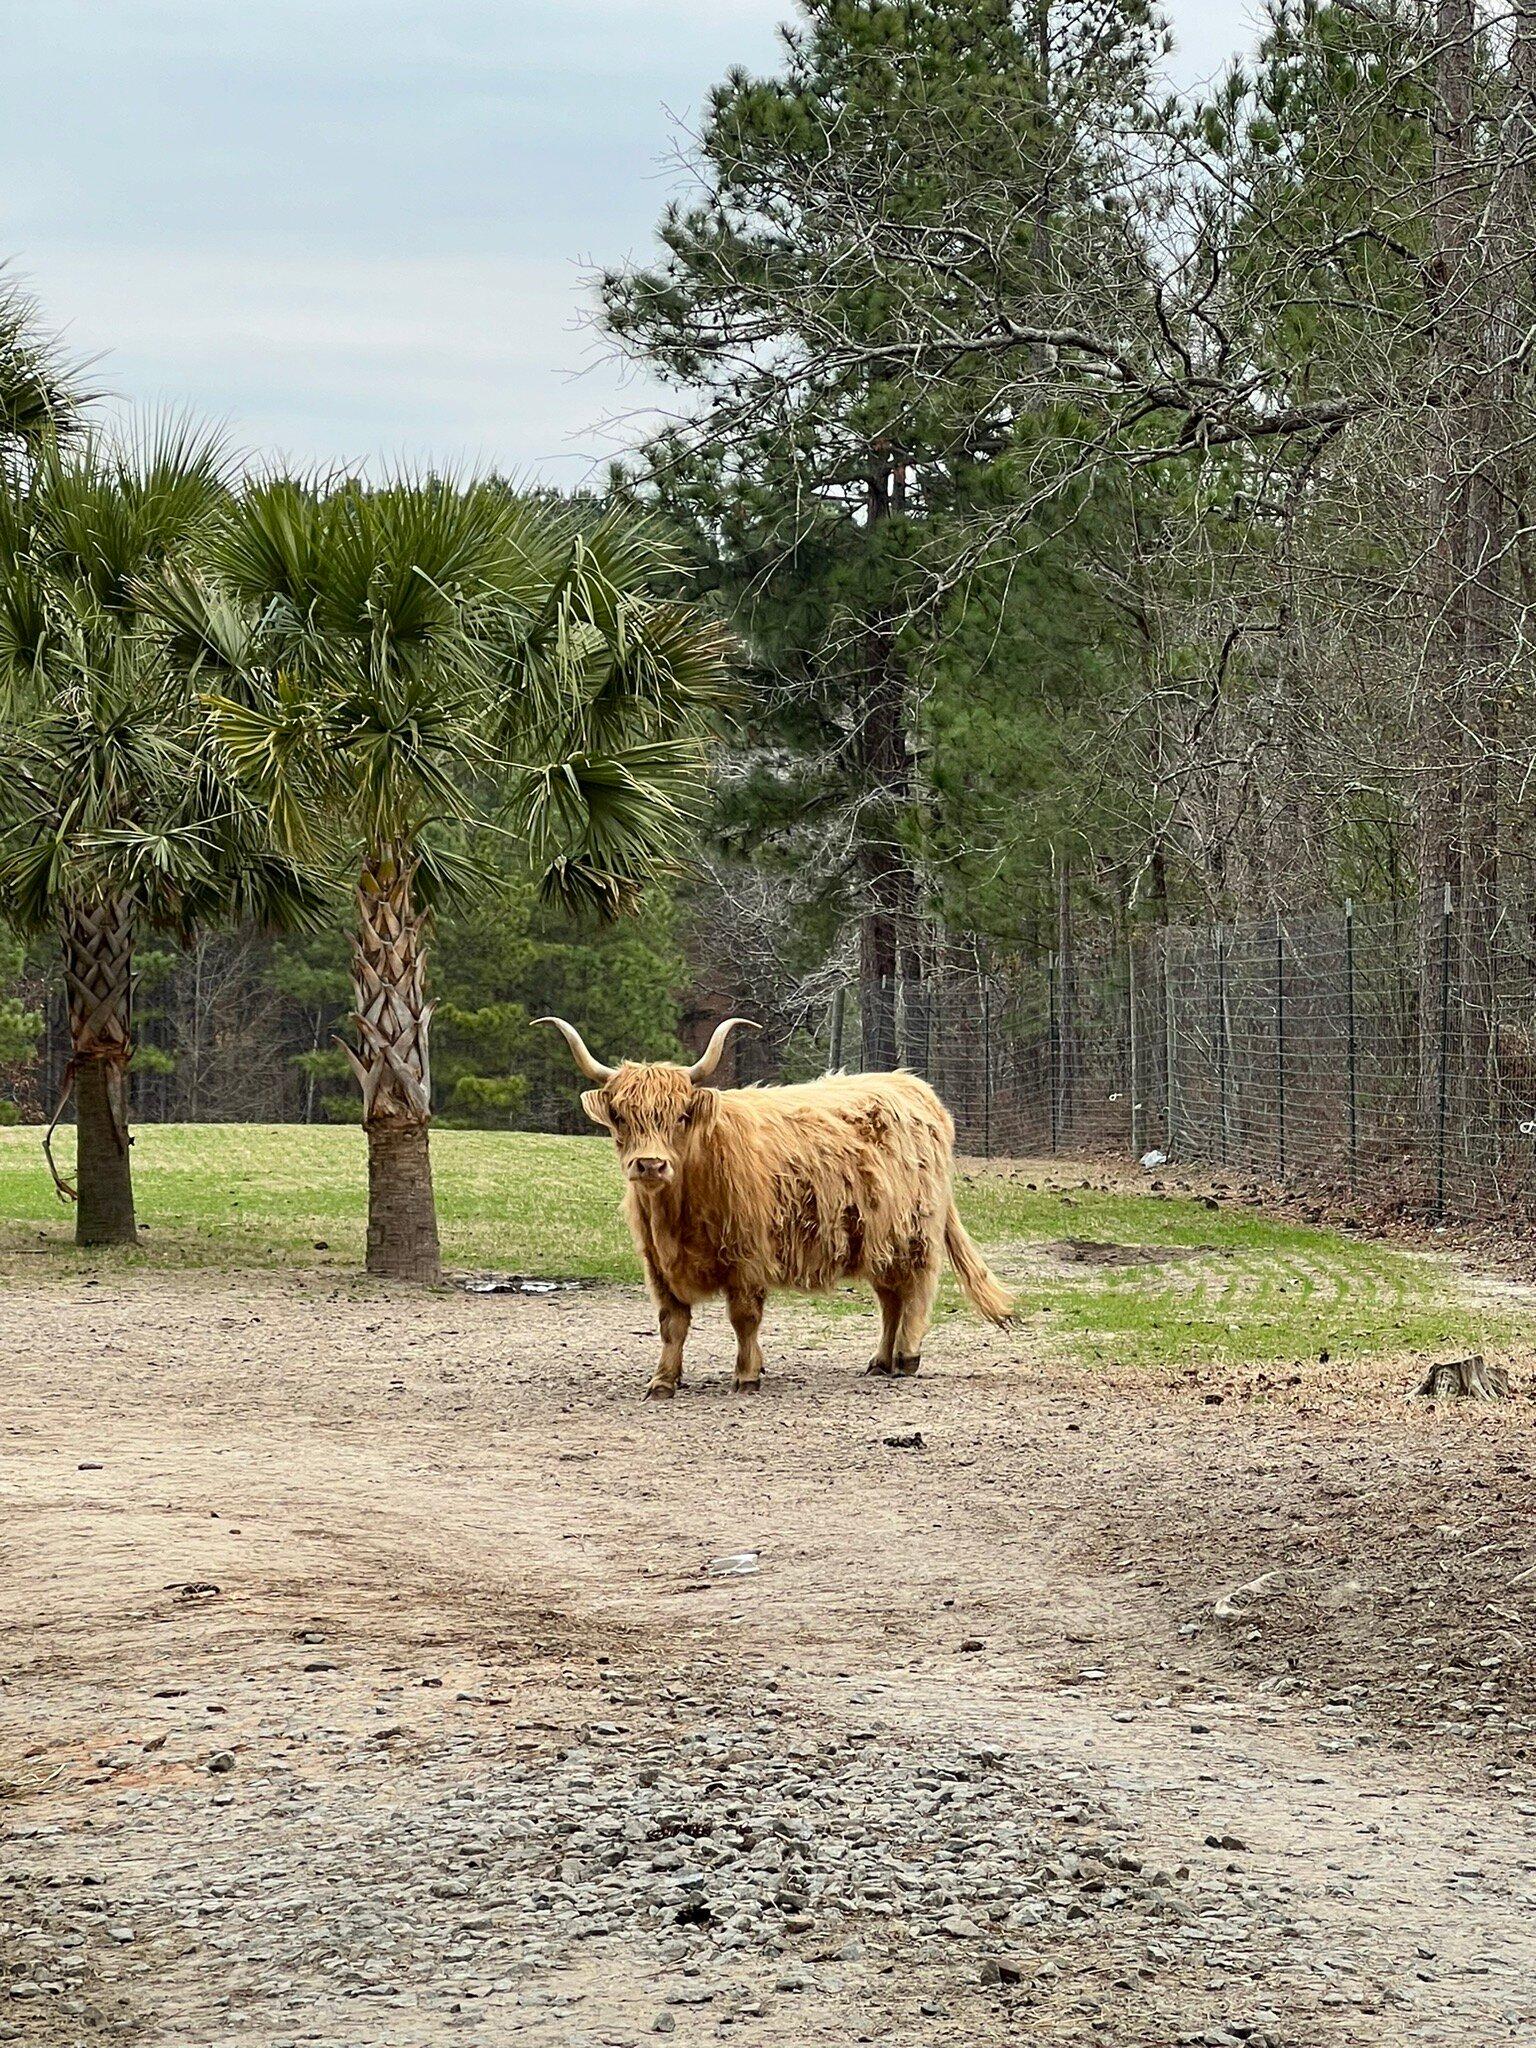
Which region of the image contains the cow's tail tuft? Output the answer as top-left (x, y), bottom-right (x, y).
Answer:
top-left (944, 1201), bottom-right (1014, 1327)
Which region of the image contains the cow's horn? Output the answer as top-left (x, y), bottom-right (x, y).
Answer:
top-left (535, 1016), bottom-right (616, 1082)
top-left (687, 1017), bottom-right (760, 1084)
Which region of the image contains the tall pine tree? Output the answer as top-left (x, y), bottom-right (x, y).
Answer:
top-left (605, 0), bottom-right (1164, 1061)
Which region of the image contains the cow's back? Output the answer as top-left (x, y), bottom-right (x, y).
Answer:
top-left (696, 1070), bottom-right (955, 1290)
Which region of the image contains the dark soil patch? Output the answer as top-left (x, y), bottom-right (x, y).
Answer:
top-left (1050, 1237), bottom-right (1220, 1267)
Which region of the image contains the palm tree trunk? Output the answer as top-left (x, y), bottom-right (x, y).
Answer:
top-left (343, 846), bottom-right (440, 1283)
top-left (61, 898), bottom-right (137, 1246)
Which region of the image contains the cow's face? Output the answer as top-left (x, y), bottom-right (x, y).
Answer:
top-left (536, 1016), bottom-right (757, 1191)
top-left (580, 1064), bottom-right (714, 1191)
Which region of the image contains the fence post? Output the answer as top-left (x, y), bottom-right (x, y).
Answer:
top-left (829, 984), bottom-right (846, 1074)
top-left (1046, 952), bottom-right (1059, 1154)
top-left (1436, 881), bottom-right (1453, 1220)
top-left (1274, 910), bottom-right (1287, 1181)
top-left (1344, 898), bottom-right (1358, 1197)
top-left (1163, 938), bottom-right (1176, 1158)
top-left (1127, 935), bottom-right (1140, 1160)
top-left (981, 974), bottom-right (994, 1160)
top-left (1214, 923), bottom-right (1228, 1165)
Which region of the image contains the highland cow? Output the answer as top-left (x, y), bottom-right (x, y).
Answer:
top-left (539, 1015), bottom-right (1013, 1398)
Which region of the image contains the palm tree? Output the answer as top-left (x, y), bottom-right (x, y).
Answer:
top-left (0, 269), bottom-right (90, 474)
top-left (0, 423), bottom-right (325, 1243)
top-left (182, 476), bottom-right (732, 1281)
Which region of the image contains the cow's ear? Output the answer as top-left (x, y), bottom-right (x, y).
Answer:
top-left (686, 1086), bottom-right (718, 1133)
top-left (580, 1089), bottom-right (611, 1128)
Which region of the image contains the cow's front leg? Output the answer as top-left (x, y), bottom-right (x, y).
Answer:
top-left (648, 1279), bottom-right (692, 1400)
top-left (726, 1283), bottom-right (766, 1394)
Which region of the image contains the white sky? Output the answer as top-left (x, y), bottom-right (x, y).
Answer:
top-left (0, 1), bottom-right (1259, 484)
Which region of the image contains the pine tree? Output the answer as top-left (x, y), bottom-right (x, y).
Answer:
top-left (605, 1), bottom-right (1165, 1057)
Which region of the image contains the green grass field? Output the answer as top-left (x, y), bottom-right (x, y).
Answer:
top-left (0, 1123), bottom-right (1515, 1373)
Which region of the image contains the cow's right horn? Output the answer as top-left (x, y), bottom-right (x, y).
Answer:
top-left (687, 1016), bottom-right (760, 1083)
top-left (535, 1016), bottom-right (616, 1082)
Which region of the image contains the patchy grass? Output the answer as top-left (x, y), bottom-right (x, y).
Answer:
top-left (0, 1123), bottom-right (636, 1282)
top-left (0, 1125), bottom-right (1510, 1373)
top-left (954, 1166), bottom-right (1517, 1372)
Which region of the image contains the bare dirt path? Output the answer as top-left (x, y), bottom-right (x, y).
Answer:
top-left (3, 1253), bottom-right (1535, 2047)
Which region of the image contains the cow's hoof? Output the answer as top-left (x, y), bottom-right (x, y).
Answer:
top-left (866, 1357), bottom-right (895, 1376)
top-left (894, 1355), bottom-right (922, 1377)
top-left (733, 1377), bottom-right (762, 1395)
top-left (645, 1380), bottom-right (677, 1401)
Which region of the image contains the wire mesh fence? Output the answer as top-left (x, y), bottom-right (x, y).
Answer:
top-left (12, 893), bottom-right (1536, 1226)
top-left (835, 896), bottom-right (1536, 1224)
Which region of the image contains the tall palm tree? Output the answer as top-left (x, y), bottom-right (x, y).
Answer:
top-left (0, 423), bottom-right (325, 1243)
top-left (180, 476), bottom-right (732, 1281)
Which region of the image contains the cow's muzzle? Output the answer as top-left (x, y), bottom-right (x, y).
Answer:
top-left (626, 1156), bottom-right (675, 1188)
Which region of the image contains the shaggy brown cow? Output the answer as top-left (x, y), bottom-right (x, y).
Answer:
top-left (538, 1014), bottom-right (1013, 1398)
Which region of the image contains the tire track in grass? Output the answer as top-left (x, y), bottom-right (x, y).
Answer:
top-left (1017, 1238), bottom-right (1513, 1373)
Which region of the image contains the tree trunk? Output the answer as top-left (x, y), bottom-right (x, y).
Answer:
top-left (1416, 0), bottom-right (1478, 1124)
top-left (366, 1121), bottom-right (440, 1282)
top-left (344, 846), bottom-right (441, 1283)
top-left (1416, 0), bottom-right (1524, 1156)
top-left (897, 917), bottom-right (930, 1075)
top-left (855, 452), bottom-right (917, 1072)
top-left (60, 898), bottom-right (137, 1247)
top-left (74, 1056), bottom-right (136, 1245)
top-left (859, 897), bottom-right (899, 1070)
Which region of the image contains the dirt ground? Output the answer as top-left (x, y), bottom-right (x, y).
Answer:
top-left (4, 1172), bottom-right (1536, 2047)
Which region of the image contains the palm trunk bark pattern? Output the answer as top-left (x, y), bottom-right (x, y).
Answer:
top-left (344, 846), bottom-right (441, 1283)
top-left (61, 897), bottom-right (137, 1246)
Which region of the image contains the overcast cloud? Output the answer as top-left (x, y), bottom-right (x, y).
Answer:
top-left (1, 0), bottom-right (1260, 482)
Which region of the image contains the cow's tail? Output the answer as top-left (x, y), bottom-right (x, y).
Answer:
top-left (944, 1200), bottom-right (1014, 1327)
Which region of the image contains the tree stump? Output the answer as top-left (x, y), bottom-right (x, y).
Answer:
top-left (1414, 1355), bottom-right (1509, 1401)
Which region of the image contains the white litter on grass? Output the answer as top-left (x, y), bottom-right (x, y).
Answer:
top-left (707, 1552), bottom-right (760, 1578)
top-left (1139, 1150), bottom-right (1168, 1170)
top-left (460, 1276), bottom-right (587, 1296)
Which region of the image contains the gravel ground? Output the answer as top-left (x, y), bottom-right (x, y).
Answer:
top-left (3, 1192), bottom-right (1535, 2045)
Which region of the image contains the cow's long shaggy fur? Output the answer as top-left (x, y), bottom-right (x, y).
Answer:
top-left (574, 1058), bottom-right (1013, 1396)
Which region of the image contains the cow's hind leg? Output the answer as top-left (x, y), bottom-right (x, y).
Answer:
top-left (727, 1283), bottom-right (766, 1393)
top-left (867, 1283), bottom-right (903, 1376)
top-left (648, 1279), bottom-right (692, 1400)
top-left (893, 1261), bottom-right (940, 1377)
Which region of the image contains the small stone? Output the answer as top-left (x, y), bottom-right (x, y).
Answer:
top-left (937, 1913), bottom-right (984, 1938)
top-left (652, 2016), bottom-right (676, 2036)
top-left (206, 1752), bottom-right (236, 1774)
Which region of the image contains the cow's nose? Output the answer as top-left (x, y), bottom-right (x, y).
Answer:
top-left (629, 1156), bottom-right (671, 1181)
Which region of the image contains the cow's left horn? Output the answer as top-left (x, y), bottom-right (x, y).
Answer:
top-left (535, 1016), bottom-right (617, 1082)
top-left (687, 1017), bottom-right (760, 1083)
